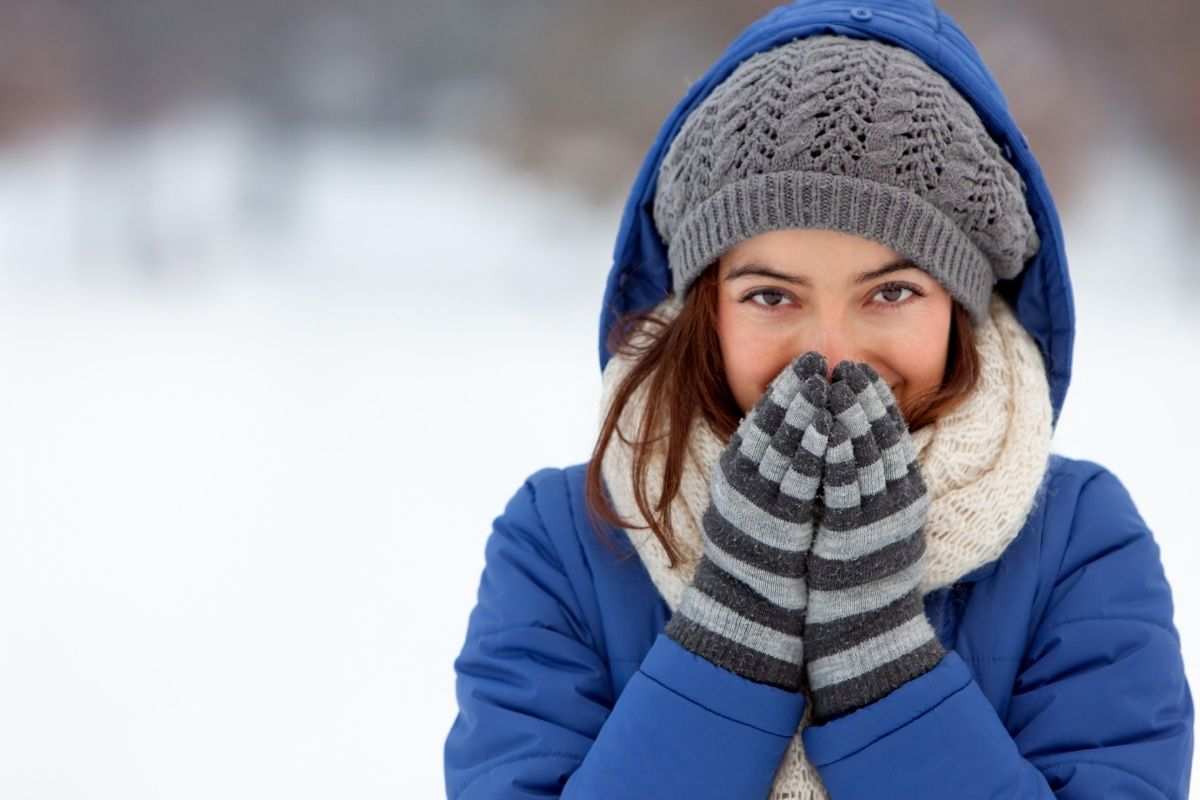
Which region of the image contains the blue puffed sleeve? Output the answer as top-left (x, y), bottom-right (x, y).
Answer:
top-left (800, 466), bottom-right (1194, 798)
top-left (445, 468), bottom-right (807, 798)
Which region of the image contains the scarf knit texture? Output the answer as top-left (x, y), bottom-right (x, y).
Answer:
top-left (598, 292), bottom-right (1053, 798)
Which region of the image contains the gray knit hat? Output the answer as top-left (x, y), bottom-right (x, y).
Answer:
top-left (653, 35), bottom-right (1040, 322)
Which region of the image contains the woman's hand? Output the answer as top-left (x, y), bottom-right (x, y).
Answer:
top-left (666, 351), bottom-right (832, 691)
top-left (804, 360), bottom-right (945, 722)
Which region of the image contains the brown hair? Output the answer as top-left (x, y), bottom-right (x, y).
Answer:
top-left (583, 261), bottom-right (982, 567)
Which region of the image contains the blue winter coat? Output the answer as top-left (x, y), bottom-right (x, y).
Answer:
top-left (444, 1), bottom-right (1195, 797)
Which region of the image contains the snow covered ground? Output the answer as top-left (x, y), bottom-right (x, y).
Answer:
top-left (0, 116), bottom-right (1195, 797)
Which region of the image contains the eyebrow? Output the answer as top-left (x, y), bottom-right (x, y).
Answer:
top-left (723, 257), bottom-right (920, 286)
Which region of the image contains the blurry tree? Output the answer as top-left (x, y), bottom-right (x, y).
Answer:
top-left (0, 1), bottom-right (89, 144)
top-left (0, 0), bottom-right (1195, 208)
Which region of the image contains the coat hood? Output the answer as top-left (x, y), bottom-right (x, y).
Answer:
top-left (598, 0), bottom-right (1075, 427)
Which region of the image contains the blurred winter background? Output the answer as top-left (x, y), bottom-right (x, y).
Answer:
top-left (0, 0), bottom-right (1197, 796)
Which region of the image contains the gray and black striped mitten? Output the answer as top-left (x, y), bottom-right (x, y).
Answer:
top-left (665, 351), bottom-right (832, 691)
top-left (804, 361), bottom-right (945, 722)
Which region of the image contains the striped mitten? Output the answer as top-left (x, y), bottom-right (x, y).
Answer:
top-left (665, 351), bottom-right (832, 691)
top-left (804, 360), bottom-right (945, 722)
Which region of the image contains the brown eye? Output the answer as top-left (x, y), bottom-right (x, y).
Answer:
top-left (745, 289), bottom-right (792, 309)
top-left (872, 283), bottom-right (920, 306)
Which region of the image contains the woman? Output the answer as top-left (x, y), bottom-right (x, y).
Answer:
top-left (444, 2), bottom-right (1194, 797)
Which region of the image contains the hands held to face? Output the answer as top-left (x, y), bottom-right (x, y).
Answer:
top-left (664, 352), bottom-right (945, 723)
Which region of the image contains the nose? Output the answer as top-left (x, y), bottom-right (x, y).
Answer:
top-left (804, 312), bottom-right (861, 381)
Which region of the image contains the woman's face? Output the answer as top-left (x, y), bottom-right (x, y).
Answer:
top-left (716, 228), bottom-right (953, 420)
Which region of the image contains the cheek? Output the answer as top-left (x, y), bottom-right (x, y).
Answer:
top-left (888, 305), bottom-right (953, 398)
top-left (717, 301), bottom-right (789, 413)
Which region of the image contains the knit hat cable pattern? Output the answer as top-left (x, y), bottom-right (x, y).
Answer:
top-left (652, 35), bottom-right (1040, 322)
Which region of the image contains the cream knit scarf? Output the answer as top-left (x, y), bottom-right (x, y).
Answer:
top-left (598, 292), bottom-right (1053, 798)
